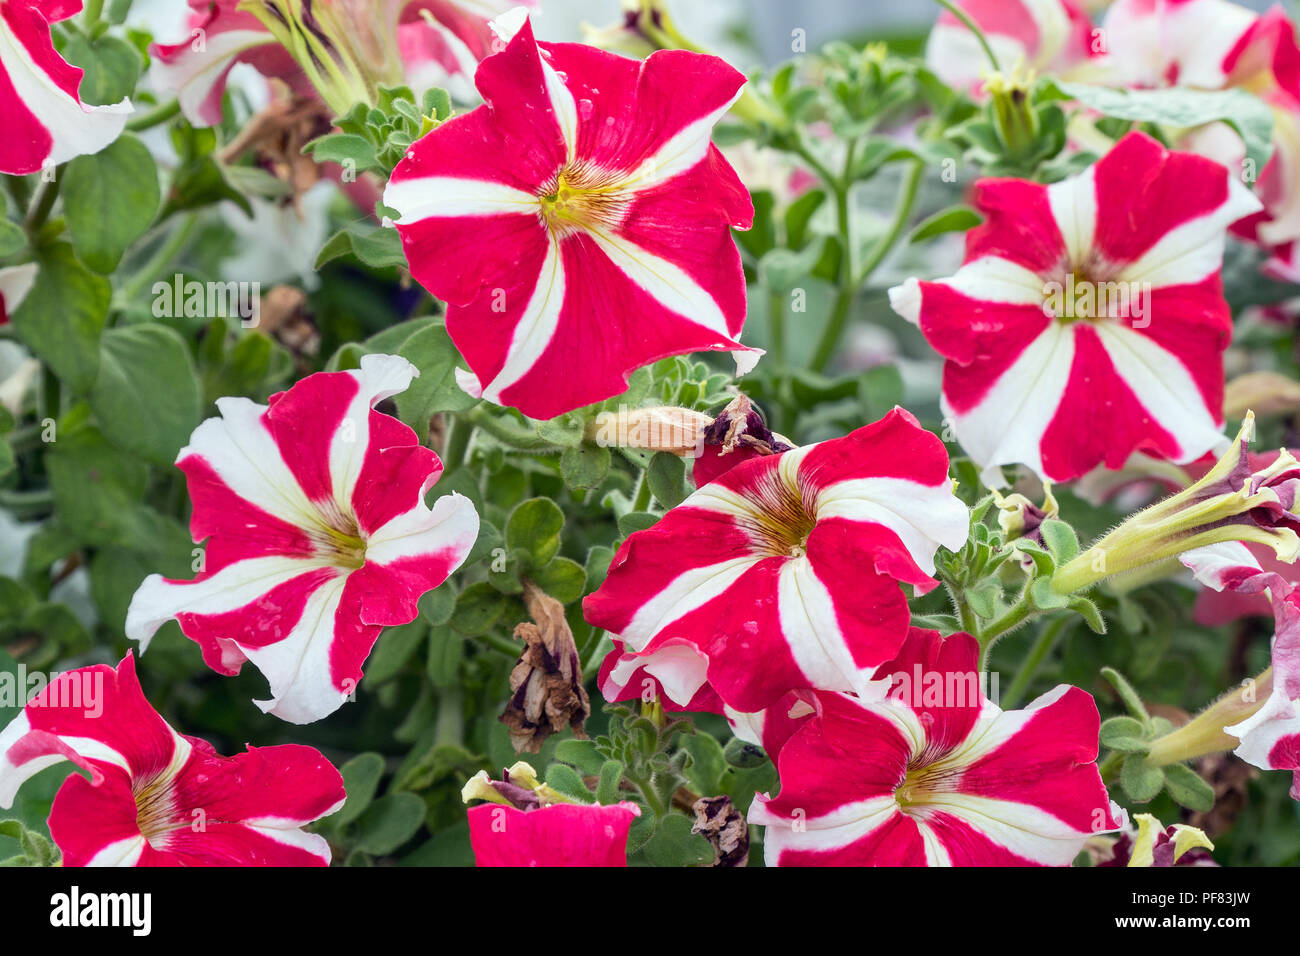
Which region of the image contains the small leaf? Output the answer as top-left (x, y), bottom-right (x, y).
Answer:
top-left (1038, 519), bottom-right (1080, 565)
top-left (336, 753), bottom-right (386, 826)
top-left (354, 792), bottom-right (426, 855)
top-left (1100, 716), bottom-right (1150, 754)
top-left (505, 497), bottom-right (565, 568)
top-left (1162, 763), bottom-right (1215, 813)
top-left (1120, 756), bottom-right (1165, 804)
top-left (641, 813), bottom-right (714, 867)
top-left (908, 204), bottom-right (982, 243)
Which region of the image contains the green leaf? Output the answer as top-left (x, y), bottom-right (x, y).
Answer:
top-left (12, 244), bottom-right (109, 393)
top-left (554, 739), bottom-right (606, 776)
top-left (680, 731), bottom-right (726, 796)
top-left (909, 204), bottom-right (982, 243)
top-left (364, 619), bottom-right (426, 684)
top-left (595, 760), bottom-right (624, 806)
top-left (0, 220), bottom-right (25, 258)
top-left (426, 624), bottom-right (464, 687)
top-left (354, 792), bottom-right (426, 855)
top-left (1120, 756), bottom-right (1165, 804)
top-left (1046, 82), bottom-right (1275, 175)
top-left (59, 33), bottom-right (140, 106)
top-left (1162, 763), bottom-right (1215, 813)
top-left (617, 511), bottom-right (657, 537)
top-left (646, 452), bottom-right (688, 509)
top-left (418, 584), bottom-right (457, 627)
top-left (315, 222), bottom-right (406, 270)
top-left (559, 443), bottom-right (611, 492)
top-left (505, 497), bottom-right (564, 568)
top-left (45, 425), bottom-right (149, 547)
top-left (530, 557), bottom-right (586, 604)
top-left (1101, 666), bottom-right (1150, 722)
top-left (62, 135), bottom-right (160, 273)
top-left (1100, 716), bottom-right (1150, 754)
top-left (393, 322), bottom-right (477, 437)
top-left (1068, 597), bottom-right (1107, 634)
top-left (1038, 519), bottom-right (1080, 565)
top-left (641, 813), bottom-right (714, 867)
top-left (449, 581), bottom-right (507, 636)
top-left (304, 133), bottom-right (378, 172)
top-left (544, 763), bottom-right (593, 802)
top-left (90, 323), bottom-right (200, 464)
top-left (336, 753), bottom-right (386, 826)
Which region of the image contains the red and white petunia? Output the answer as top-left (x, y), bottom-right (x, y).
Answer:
top-left (889, 131), bottom-right (1260, 485)
top-left (0, 0), bottom-right (131, 175)
top-left (583, 408), bottom-right (969, 713)
top-left (0, 655), bottom-right (345, 866)
top-left (926, 0), bottom-right (1099, 95)
top-left (597, 638), bottom-right (726, 715)
top-left (124, 353), bottom-right (479, 725)
top-left (749, 628), bottom-right (1121, 866)
top-left (1102, 0), bottom-right (1300, 273)
top-left (1182, 542), bottom-right (1300, 798)
top-left (0, 262), bottom-right (37, 325)
top-left (382, 14), bottom-right (758, 420)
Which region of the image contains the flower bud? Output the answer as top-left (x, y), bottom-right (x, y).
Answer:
top-left (587, 405), bottom-right (712, 457)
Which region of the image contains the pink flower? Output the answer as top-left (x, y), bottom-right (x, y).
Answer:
top-left (926, 0), bottom-right (1098, 95)
top-left (382, 15), bottom-right (758, 419)
top-left (0, 655), bottom-right (345, 866)
top-left (0, 0), bottom-right (131, 175)
top-left (597, 638), bottom-right (726, 714)
top-left (467, 802), bottom-right (640, 867)
top-left (582, 408), bottom-right (969, 713)
top-left (1103, 0), bottom-right (1300, 273)
top-left (1182, 542), bottom-right (1300, 798)
top-left (889, 131), bottom-right (1259, 485)
top-left (749, 628), bottom-right (1121, 866)
top-left (124, 354), bottom-right (479, 724)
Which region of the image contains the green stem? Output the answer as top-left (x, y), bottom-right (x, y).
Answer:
top-left (463, 405), bottom-right (557, 452)
top-left (433, 685), bottom-right (463, 747)
top-left (121, 213), bottom-right (199, 303)
top-left (126, 99), bottom-right (180, 132)
top-left (82, 0), bottom-right (104, 28)
top-left (853, 160), bottom-right (924, 286)
top-left (632, 470), bottom-right (653, 511)
top-left (978, 590), bottom-right (1038, 656)
top-left (440, 415), bottom-right (472, 474)
top-left (1000, 617), bottom-right (1070, 709)
top-left (481, 632), bottom-right (523, 659)
top-left (935, 0), bottom-right (1001, 72)
top-left (946, 581), bottom-right (981, 641)
top-left (24, 173), bottom-right (61, 235)
top-left (1098, 750), bottom-right (1122, 785)
top-left (0, 488), bottom-right (53, 517)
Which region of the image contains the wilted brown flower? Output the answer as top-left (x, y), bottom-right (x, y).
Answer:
top-left (500, 582), bottom-right (590, 754)
top-left (691, 795), bottom-right (749, 867)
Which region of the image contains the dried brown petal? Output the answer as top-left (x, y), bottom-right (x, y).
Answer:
top-left (500, 582), bottom-right (590, 754)
top-left (691, 795), bottom-right (749, 867)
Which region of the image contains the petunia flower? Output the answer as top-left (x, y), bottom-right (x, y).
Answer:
top-left (582, 408), bottom-right (969, 713)
top-left (1102, 0), bottom-right (1300, 275)
top-left (925, 0), bottom-right (1100, 96)
top-left (1100, 813), bottom-right (1216, 867)
top-left (149, 0), bottom-right (522, 125)
top-left (382, 14), bottom-right (759, 420)
top-left (889, 131), bottom-right (1260, 485)
top-left (1181, 541), bottom-right (1300, 799)
top-left (749, 627), bottom-right (1121, 866)
top-left (0, 654), bottom-right (346, 866)
top-left (462, 761), bottom-right (640, 867)
top-left (124, 353), bottom-right (479, 724)
top-left (0, 0), bottom-right (131, 175)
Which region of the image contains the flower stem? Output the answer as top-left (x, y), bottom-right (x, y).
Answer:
top-left (1000, 617), bottom-right (1070, 709)
top-left (126, 99), bottom-right (181, 132)
top-left (935, 0), bottom-right (1001, 73)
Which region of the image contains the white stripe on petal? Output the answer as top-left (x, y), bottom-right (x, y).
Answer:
top-left (621, 557), bottom-right (760, 652)
top-left (1047, 167), bottom-right (1097, 267)
top-left (238, 819), bottom-right (335, 863)
top-left (620, 87), bottom-right (745, 193)
top-left (381, 175), bottom-right (540, 222)
top-left (814, 476), bottom-right (970, 576)
top-left (589, 230), bottom-right (733, 338)
top-left (84, 835), bottom-right (147, 867)
top-left (540, 54), bottom-right (579, 163)
top-left (479, 233), bottom-right (565, 402)
top-left (330, 353), bottom-right (420, 510)
top-left (750, 795), bottom-right (900, 863)
top-left (1116, 177), bottom-right (1262, 287)
top-left (365, 490), bottom-right (480, 567)
top-left (1093, 321), bottom-right (1228, 461)
top-left (919, 791), bottom-right (1098, 865)
top-left (246, 574), bottom-right (352, 725)
top-left (125, 557), bottom-right (330, 650)
top-left (778, 556), bottom-right (883, 697)
top-left (0, 713), bottom-right (133, 808)
top-left (946, 323), bottom-right (1075, 485)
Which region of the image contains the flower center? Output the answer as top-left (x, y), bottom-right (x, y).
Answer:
top-left (310, 508), bottom-right (367, 570)
top-left (894, 757), bottom-right (965, 813)
top-left (133, 772), bottom-right (180, 848)
top-left (737, 468), bottom-right (818, 558)
top-left (1043, 267), bottom-right (1148, 325)
top-left (538, 166), bottom-right (631, 236)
